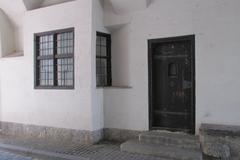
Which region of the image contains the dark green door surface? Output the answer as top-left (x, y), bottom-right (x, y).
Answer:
top-left (149, 35), bottom-right (195, 134)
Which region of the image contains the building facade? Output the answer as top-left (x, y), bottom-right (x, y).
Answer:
top-left (0, 0), bottom-right (239, 143)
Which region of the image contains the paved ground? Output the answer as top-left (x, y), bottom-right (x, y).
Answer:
top-left (0, 135), bottom-right (168, 160)
top-left (0, 149), bottom-right (63, 160)
top-left (0, 150), bottom-right (32, 160)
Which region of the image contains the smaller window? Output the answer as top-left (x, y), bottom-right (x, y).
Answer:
top-left (96, 32), bottom-right (111, 87)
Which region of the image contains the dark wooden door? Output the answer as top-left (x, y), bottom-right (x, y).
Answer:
top-left (148, 35), bottom-right (195, 134)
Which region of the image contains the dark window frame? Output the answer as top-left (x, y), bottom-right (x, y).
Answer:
top-left (96, 32), bottom-right (112, 87)
top-left (34, 28), bottom-right (75, 90)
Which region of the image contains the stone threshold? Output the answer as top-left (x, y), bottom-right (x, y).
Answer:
top-left (0, 143), bottom-right (88, 160)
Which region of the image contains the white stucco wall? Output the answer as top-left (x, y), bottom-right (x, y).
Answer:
top-left (0, 9), bottom-right (15, 57)
top-left (103, 0), bottom-right (240, 133)
top-left (194, 0), bottom-right (240, 130)
top-left (0, 0), bottom-right (239, 135)
top-left (109, 0), bottom-right (148, 14)
top-left (0, 1), bottom-right (25, 55)
top-left (0, 0), bottom-right (95, 131)
top-left (110, 25), bottom-right (131, 86)
top-left (91, 0), bottom-right (109, 131)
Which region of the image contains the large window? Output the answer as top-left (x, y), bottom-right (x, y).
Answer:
top-left (34, 28), bottom-right (74, 89)
top-left (96, 32), bottom-right (111, 87)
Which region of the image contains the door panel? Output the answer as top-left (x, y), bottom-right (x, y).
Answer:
top-left (149, 36), bottom-right (195, 134)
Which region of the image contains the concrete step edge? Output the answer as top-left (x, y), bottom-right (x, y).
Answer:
top-left (139, 135), bottom-right (200, 148)
top-left (139, 134), bottom-right (199, 142)
top-left (139, 140), bottom-right (200, 150)
top-left (139, 132), bottom-right (199, 141)
top-left (0, 143), bottom-right (88, 160)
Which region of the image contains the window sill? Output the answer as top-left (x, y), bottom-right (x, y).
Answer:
top-left (2, 52), bottom-right (24, 58)
top-left (35, 86), bottom-right (74, 90)
top-left (96, 86), bottom-right (132, 89)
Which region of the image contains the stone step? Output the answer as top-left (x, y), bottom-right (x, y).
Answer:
top-left (200, 123), bottom-right (240, 137)
top-left (202, 142), bottom-right (231, 160)
top-left (121, 139), bottom-right (202, 160)
top-left (139, 131), bottom-right (200, 149)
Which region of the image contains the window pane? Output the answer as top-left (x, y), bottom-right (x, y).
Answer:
top-left (101, 59), bottom-right (107, 76)
top-left (96, 45), bottom-right (101, 56)
top-left (39, 59), bottom-right (54, 86)
top-left (101, 37), bottom-right (107, 46)
top-left (57, 32), bottom-right (74, 55)
top-left (96, 36), bottom-right (101, 45)
top-left (96, 58), bottom-right (108, 86)
top-left (57, 58), bottom-right (74, 86)
top-left (96, 59), bottom-right (101, 75)
top-left (39, 35), bottom-right (53, 56)
top-left (101, 46), bottom-right (107, 56)
top-left (96, 33), bottom-right (111, 86)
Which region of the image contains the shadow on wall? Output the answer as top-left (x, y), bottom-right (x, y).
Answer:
top-left (0, 9), bottom-right (16, 57)
top-left (23, 0), bottom-right (76, 10)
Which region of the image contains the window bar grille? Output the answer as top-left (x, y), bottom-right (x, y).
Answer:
top-left (53, 34), bottom-right (58, 86)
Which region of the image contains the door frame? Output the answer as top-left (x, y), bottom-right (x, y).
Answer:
top-left (148, 35), bottom-right (196, 134)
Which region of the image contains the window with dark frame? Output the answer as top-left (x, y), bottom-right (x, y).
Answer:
top-left (34, 28), bottom-right (74, 89)
top-left (96, 32), bottom-right (111, 87)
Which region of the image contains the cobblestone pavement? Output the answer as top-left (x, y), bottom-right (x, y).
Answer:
top-left (0, 150), bottom-right (35, 160)
top-left (0, 149), bottom-right (59, 160)
top-left (0, 135), bottom-right (168, 160)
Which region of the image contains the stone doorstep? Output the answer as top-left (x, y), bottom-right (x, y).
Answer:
top-left (139, 131), bottom-right (200, 149)
top-left (199, 123), bottom-right (240, 159)
top-left (121, 139), bottom-right (203, 160)
top-left (200, 124), bottom-right (240, 137)
top-left (0, 143), bottom-right (88, 160)
top-left (103, 128), bottom-right (141, 142)
top-left (201, 142), bottom-right (231, 160)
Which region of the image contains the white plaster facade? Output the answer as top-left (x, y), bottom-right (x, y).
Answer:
top-left (0, 0), bottom-right (239, 136)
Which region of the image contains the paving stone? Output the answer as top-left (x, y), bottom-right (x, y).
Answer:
top-left (0, 134), bottom-right (169, 160)
top-left (121, 139), bottom-right (202, 160)
top-left (0, 150), bottom-right (32, 160)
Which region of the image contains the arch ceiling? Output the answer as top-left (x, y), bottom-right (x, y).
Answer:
top-left (108, 0), bottom-right (152, 14)
top-left (0, 0), bottom-right (75, 27)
